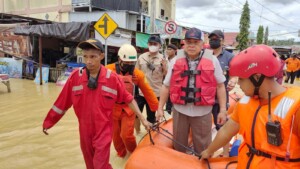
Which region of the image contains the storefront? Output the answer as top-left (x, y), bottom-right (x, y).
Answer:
top-left (14, 21), bottom-right (91, 83)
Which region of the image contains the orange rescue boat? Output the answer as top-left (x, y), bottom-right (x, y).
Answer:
top-left (125, 93), bottom-right (242, 169)
top-left (125, 119), bottom-right (238, 169)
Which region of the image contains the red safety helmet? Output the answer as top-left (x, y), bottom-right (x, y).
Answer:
top-left (229, 45), bottom-right (280, 78)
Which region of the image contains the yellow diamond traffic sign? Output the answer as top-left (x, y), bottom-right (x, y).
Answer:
top-left (94, 13), bottom-right (118, 39)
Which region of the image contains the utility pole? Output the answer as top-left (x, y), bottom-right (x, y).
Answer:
top-left (89, 0), bottom-right (92, 12)
top-left (39, 36), bottom-right (43, 85)
top-left (150, 0), bottom-right (156, 33)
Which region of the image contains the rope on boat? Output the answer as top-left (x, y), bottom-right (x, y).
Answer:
top-left (148, 120), bottom-right (239, 169)
top-left (225, 160), bottom-right (238, 169)
top-left (149, 120), bottom-right (202, 158)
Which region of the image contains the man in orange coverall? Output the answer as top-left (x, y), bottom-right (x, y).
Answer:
top-left (42, 39), bottom-right (150, 169)
top-left (106, 44), bottom-right (158, 158)
top-left (201, 45), bottom-right (300, 169)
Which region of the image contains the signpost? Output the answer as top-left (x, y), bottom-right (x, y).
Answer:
top-left (164, 21), bottom-right (177, 44)
top-left (94, 13), bottom-right (118, 65)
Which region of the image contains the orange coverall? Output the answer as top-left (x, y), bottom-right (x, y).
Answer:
top-left (106, 63), bottom-right (158, 157)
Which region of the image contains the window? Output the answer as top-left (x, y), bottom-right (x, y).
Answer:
top-left (161, 9), bottom-right (165, 17)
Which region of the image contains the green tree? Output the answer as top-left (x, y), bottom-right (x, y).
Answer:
top-left (267, 39), bottom-right (295, 46)
top-left (256, 25), bottom-right (264, 44)
top-left (237, 1), bottom-right (250, 51)
top-left (264, 26), bottom-right (269, 45)
top-left (268, 39), bottom-right (274, 45)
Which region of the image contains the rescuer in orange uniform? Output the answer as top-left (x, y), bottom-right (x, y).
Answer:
top-left (284, 54), bottom-right (300, 84)
top-left (106, 44), bottom-right (158, 158)
top-left (201, 45), bottom-right (300, 169)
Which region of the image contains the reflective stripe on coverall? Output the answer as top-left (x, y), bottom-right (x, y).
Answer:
top-left (43, 66), bottom-right (133, 169)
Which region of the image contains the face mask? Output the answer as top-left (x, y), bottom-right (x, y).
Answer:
top-left (209, 39), bottom-right (221, 49)
top-left (149, 45), bottom-right (159, 53)
top-left (121, 63), bottom-right (135, 74)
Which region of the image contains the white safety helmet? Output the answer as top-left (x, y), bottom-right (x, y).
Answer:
top-left (118, 44), bottom-right (137, 62)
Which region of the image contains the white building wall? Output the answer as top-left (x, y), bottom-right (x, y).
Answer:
top-left (142, 0), bottom-right (175, 20)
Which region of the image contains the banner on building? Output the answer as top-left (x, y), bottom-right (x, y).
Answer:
top-left (0, 23), bottom-right (32, 57)
top-left (145, 17), bottom-right (184, 39)
top-left (0, 57), bottom-right (23, 78)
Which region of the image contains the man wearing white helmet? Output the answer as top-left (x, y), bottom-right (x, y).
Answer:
top-left (106, 44), bottom-right (158, 158)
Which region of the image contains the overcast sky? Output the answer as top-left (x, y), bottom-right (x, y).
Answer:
top-left (175, 0), bottom-right (300, 41)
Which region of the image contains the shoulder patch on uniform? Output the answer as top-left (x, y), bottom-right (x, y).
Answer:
top-left (239, 96), bottom-right (250, 104)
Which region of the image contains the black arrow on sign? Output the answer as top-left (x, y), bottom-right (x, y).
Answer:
top-left (98, 16), bottom-right (109, 34)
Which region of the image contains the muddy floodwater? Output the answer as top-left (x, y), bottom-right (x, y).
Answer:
top-left (0, 79), bottom-right (147, 169)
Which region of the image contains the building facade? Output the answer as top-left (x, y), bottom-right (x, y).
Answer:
top-left (0, 0), bottom-right (177, 33)
top-left (141, 0), bottom-right (176, 21)
top-left (0, 0), bottom-right (72, 22)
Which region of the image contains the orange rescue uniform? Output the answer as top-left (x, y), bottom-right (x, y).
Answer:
top-left (106, 63), bottom-right (158, 157)
top-left (230, 87), bottom-right (300, 169)
top-left (285, 58), bottom-right (300, 72)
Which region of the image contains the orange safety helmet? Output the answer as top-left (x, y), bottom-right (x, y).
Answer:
top-left (229, 45), bottom-right (280, 78)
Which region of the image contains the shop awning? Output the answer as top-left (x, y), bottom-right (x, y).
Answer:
top-left (14, 22), bottom-right (90, 42)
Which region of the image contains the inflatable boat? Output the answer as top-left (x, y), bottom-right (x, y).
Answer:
top-left (125, 93), bottom-right (242, 169)
top-left (125, 119), bottom-right (238, 169)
